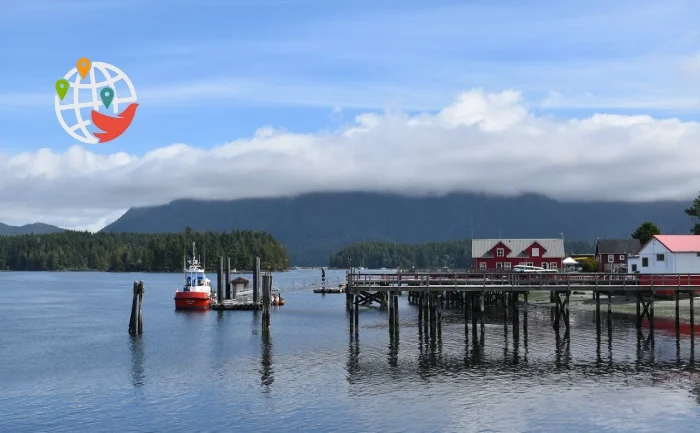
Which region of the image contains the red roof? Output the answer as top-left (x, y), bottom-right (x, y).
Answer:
top-left (654, 235), bottom-right (700, 252)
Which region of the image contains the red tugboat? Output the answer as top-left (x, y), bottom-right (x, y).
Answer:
top-left (174, 242), bottom-right (213, 310)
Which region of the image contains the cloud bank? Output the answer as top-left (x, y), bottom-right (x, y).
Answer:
top-left (2, 89), bottom-right (699, 230)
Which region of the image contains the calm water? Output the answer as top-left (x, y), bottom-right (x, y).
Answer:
top-left (2, 270), bottom-right (700, 432)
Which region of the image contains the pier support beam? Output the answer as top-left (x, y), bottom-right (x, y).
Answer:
top-left (553, 291), bottom-right (570, 330)
top-left (636, 291), bottom-right (654, 328)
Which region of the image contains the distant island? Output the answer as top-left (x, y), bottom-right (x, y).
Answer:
top-left (0, 228), bottom-right (288, 272)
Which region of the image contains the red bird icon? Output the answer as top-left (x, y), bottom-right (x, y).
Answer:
top-left (90, 103), bottom-right (138, 143)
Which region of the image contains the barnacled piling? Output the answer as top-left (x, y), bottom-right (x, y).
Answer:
top-left (128, 281), bottom-right (144, 335)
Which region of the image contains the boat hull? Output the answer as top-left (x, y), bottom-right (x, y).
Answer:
top-left (174, 291), bottom-right (211, 309)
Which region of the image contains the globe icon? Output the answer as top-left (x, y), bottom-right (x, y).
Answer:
top-left (54, 61), bottom-right (138, 144)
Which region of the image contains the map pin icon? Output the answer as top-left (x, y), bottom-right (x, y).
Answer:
top-left (76, 58), bottom-right (91, 79)
top-left (55, 79), bottom-right (69, 100)
top-left (100, 87), bottom-right (114, 108)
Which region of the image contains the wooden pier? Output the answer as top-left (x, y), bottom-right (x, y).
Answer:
top-left (345, 271), bottom-right (700, 338)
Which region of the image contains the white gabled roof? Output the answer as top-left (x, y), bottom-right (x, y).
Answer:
top-left (471, 238), bottom-right (565, 258)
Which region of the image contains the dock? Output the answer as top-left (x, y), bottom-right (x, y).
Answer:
top-left (211, 299), bottom-right (261, 310)
top-left (345, 270), bottom-right (700, 343)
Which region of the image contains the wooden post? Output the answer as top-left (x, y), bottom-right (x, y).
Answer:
top-left (253, 257), bottom-right (260, 304)
top-left (262, 274), bottom-right (272, 332)
top-left (128, 281), bottom-right (138, 335)
top-left (636, 292), bottom-right (641, 328)
top-left (691, 291), bottom-right (695, 340)
top-left (137, 281), bottom-right (144, 335)
top-left (676, 286), bottom-right (681, 331)
top-left (217, 257), bottom-right (223, 304)
top-left (225, 257), bottom-right (231, 299)
top-left (230, 281), bottom-right (236, 299)
top-left (393, 292), bottom-right (399, 323)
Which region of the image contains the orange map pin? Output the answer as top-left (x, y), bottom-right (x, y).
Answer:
top-left (76, 58), bottom-right (91, 79)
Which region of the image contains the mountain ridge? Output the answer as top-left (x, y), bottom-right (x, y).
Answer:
top-left (0, 222), bottom-right (65, 236)
top-left (101, 192), bottom-right (693, 265)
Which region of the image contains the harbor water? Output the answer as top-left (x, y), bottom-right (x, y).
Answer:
top-left (2, 269), bottom-right (700, 432)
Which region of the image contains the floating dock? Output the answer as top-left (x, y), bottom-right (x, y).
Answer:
top-left (211, 299), bottom-right (261, 310)
top-left (314, 284), bottom-right (346, 294)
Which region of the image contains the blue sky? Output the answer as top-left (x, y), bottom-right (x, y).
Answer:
top-left (0, 0), bottom-right (699, 229)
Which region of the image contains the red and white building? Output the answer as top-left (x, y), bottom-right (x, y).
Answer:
top-left (627, 235), bottom-right (700, 274)
top-left (471, 238), bottom-right (566, 271)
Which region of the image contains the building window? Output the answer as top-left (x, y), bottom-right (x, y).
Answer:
top-left (608, 255), bottom-right (614, 263)
top-left (479, 262), bottom-right (486, 270)
top-left (504, 262), bottom-right (511, 270)
top-left (697, 253), bottom-right (700, 257)
top-left (550, 262), bottom-right (557, 270)
top-left (526, 262), bottom-right (533, 266)
top-left (542, 263), bottom-right (549, 269)
top-left (496, 262), bottom-right (503, 270)
top-left (532, 248), bottom-right (539, 257)
top-left (642, 257), bottom-right (648, 267)
top-left (620, 255), bottom-right (625, 260)
top-left (656, 254), bottom-right (665, 262)
top-left (632, 264), bottom-right (638, 272)
top-left (497, 248), bottom-right (504, 257)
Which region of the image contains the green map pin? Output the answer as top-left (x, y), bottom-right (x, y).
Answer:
top-left (100, 87), bottom-right (114, 108)
top-left (55, 79), bottom-right (69, 100)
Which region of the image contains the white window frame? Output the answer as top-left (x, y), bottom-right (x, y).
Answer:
top-left (550, 262), bottom-right (557, 270)
top-left (608, 254), bottom-right (614, 263)
top-left (496, 248), bottom-right (504, 257)
top-left (496, 262), bottom-right (503, 270)
top-left (526, 262), bottom-right (533, 266)
top-left (503, 262), bottom-right (511, 270)
top-left (542, 262), bottom-right (548, 269)
top-left (532, 248), bottom-right (539, 257)
top-left (656, 254), bottom-right (665, 262)
top-left (619, 255), bottom-right (625, 260)
top-left (479, 262), bottom-right (486, 270)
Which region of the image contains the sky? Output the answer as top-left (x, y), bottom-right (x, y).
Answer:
top-left (0, 0), bottom-right (699, 231)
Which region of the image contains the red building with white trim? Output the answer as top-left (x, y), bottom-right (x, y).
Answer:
top-left (471, 238), bottom-right (565, 271)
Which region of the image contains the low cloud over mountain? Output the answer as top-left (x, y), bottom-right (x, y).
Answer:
top-left (2, 89), bottom-right (699, 230)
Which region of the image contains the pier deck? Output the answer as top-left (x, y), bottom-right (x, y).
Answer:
top-left (347, 272), bottom-right (700, 292)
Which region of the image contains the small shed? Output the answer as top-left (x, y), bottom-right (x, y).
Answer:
top-left (230, 277), bottom-right (250, 298)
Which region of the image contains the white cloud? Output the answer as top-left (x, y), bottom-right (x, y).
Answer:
top-left (1, 88), bottom-right (700, 230)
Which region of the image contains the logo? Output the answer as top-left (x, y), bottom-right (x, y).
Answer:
top-left (54, 58), bottom-right (138, 144)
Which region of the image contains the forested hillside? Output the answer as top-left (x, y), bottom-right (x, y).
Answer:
top-left (329, 240), bottom-right (594, 269)
top-left (102, 192), bottom-right (691, 265)
top-left (0, 228), bottom-right (288, 271)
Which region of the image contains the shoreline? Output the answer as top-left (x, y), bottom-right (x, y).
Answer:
top-left (525, 290), bottom-right (700, 324)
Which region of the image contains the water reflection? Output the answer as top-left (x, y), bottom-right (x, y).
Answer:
top-left (129, 335), bottom-right (145, 388)
top-left (260, 333), bottom-right (274, 392)
top-left (346, 304), bottom-right (700, 386)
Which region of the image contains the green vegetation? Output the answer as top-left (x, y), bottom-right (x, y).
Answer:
top-left (329, 240), bottom-right (594, 269)
top-left (578, 257), bottom-right (597, 272)
top-left (686, 192), bottom-right (700, 234)
top-left (0, 227), bottom-right (288, 271)
top-left (631, 221), bottom-right (660, 245)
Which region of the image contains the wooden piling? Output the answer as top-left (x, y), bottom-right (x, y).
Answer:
top-left (128, 281), bottom-right (144, 335)
top-left (225, 257), bottom-right (231, 299)
top-left (262, 273), bottom-right (272, 332)
top-left (137, 281), bottom-right (144, 334)
top-left (128, 281), bottom-right (138, 335)
top-left (691, 292), bottom-right (695, 340)
top-left (253, 257), bottom-right (260, 304)
top-left (676, 288), bottom-right (681, 331)
top-left (217, 257), bottom-right (224, 304)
